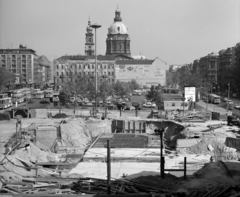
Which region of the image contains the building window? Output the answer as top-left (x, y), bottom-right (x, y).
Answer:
top-left (172, 103), bottom-right (175, 106)
top-left (57, 72), bottom-right (59, 76)
top-left (92, 64), bottom-right (94, 69)
top-left (88, 65), bottom-right (90, 69)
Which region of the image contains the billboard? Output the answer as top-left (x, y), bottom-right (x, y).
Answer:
top-left (184, 87), bottom-right (196, 102)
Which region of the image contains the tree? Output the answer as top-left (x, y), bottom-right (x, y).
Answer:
top-left (113, 80), bottom-right (130, 98)
top-left (127, 79), bottom-right (140, 92)
top-left (61, 67), bottom-right (95, 101)
top-left (146, 85), bottom-right (163, 107)
top-left (0, 68), bottom-right (15, 91)
top-left (59, 90), bottom-right (70, 105)
top-left (98, 79), bottom-right (113, 105)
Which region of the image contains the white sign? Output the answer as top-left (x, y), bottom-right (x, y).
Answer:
top-left (184, 87), bottom-right (196, 102)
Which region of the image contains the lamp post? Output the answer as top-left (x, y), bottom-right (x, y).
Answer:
top-left (227, 82), bottom-right (230, 112)
top-left (90, 23), bottom-right (101, 115)
top-left (154, 128), bottom-right (165, 179)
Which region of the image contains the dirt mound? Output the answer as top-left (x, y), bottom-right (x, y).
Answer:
top-left (131, 174), bottom-right (182, 190)
top-left (52, 113), bottom-right (68, 119)
top-left (188, 136), bottom-right (216, 154)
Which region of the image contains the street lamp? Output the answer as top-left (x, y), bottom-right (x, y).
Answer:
top-left (227, 82), bottom-right (230, 112)
top-left (154, 128), bottom-right (165, 179)
top-left (90, 23), bottom-right (101, 115)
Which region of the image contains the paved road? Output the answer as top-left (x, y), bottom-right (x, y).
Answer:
top-left (196, 100), bottom-right (230, 115)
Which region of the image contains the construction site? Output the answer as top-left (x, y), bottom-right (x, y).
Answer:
top-left (0, 106), bottom-right (240, 197)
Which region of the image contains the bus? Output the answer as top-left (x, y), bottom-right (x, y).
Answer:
top-left (45, 90), bottom-right (53, 98)
top-left (34, 91), bottom-right (45, 99)
top-left (208, 94), bottom-right (221, 104)
top-left (0, 97), bottom-right (12, 109)
top-left (12, 93), bottom-right (24, 104)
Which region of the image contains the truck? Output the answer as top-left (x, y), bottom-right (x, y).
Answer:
top-left (227, 106), bottom-right (240, 126)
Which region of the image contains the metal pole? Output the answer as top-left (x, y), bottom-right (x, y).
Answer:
top-left (227, 82), bottom-right (230, 112)
top-left (160, 130), bottom-right (164, 179)
top-left (107, 140), bottom-right (111, 194)
top-left (54, 76), bottom-right (56, 91)
top-left (94, 28), bottom-right (97, 115)
top-left (184, 157), bottom-right (187, 180)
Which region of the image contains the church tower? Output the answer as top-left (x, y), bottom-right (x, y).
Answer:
top-left (106, 7), bottom-right (131, 57)
top-left (85, 18), bottom-right (95, 56)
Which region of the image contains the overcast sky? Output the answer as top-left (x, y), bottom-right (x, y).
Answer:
top-left (0, 0), bottom-right (239, 65)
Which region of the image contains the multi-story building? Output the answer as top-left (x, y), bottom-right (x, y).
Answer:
top-left (234, 43), bottom-right (240, 93)
top-left (53, 55), bottom-right (115, 89)
top-left (0, 45), bottom-right (51, 88)
top-left (218, 47), bottom-right (235, 93)
top-left (199, 53), bottom-right (218, 84)
top-left (115, 58), bottom-right (168, 87)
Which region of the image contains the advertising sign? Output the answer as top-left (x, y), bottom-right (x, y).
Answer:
top-left (184, 87), bottom-right (196, 102)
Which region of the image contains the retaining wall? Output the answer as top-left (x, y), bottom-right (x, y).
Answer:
top-left (225, 137), bottom-right (240, 151)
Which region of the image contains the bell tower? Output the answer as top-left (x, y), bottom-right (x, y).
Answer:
top-left (85, 18), bottom-right (95, 56)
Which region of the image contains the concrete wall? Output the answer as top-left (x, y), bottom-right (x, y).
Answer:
top-left (35, 126), bottom-right (57, 150)
top-left (225, 137), bottom-right (240, 151)
top-left (86, 120), bottom-right (112, 137)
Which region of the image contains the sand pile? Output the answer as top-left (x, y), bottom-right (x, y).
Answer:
top-left (179, 161), bottom-right (240, 190)
top-left (58, 119), bottom-right (92, 153)
top-left (14, 141), bottom-right (62, 163)
top-left (52, 113), bottom-right (68, 119)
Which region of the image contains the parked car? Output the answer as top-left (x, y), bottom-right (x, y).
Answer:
top-left (226, 100), bottom-right (234, 105)
top-left (27, 98), bottom-right (34, 104)
top-left (39, 100), bottom-right (50, 104)
top-left (143, 102), bottom-right (156, 108)
top-left (85, 102), bottom-right (93, 106)
top-left (125, 103), bottom-right (135, 110)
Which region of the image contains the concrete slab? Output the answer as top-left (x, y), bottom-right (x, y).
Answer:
top-left (70, 154), bottom-right (211, 179)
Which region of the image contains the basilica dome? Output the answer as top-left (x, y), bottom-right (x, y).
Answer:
top-left (108, 21), bottom-right (128, 34)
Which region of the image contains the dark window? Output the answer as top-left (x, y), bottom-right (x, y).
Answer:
top-left (172, 103), bottom-right (175, 106)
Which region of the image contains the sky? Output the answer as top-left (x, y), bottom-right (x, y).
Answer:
top-left (0, 0), bottom-right (239, 65)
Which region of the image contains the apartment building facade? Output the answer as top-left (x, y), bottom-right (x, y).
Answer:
top-left (0, 45), bottom-right (51, 88)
